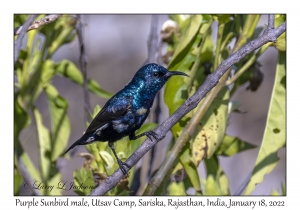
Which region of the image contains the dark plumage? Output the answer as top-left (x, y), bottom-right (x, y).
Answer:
top-left (63, 63), bottom-right (189, 174)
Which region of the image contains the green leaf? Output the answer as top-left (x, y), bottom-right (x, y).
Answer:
top-left (244, 51), bottom-right (286, 195)
top-left (20, 152), bottom-right (41, 182)
top-left (19, 50), bottom-right (43, 104)
top-left (164, 18), bottom-right (213, 141)
top-left (14, 14), bottom-right (30, 28)
top-left (168, 15), bottom-right (203, 69)
top-left (99, 151), bottom-right (115, 171)
top-left (217, 14), bottom-right (233, 24)
top-left (168, 182), bottom-right (187, 195)
top-left (204, 155), bottom-right (230, 195)
top-left (21, 59), bottom-right (56, 108)
top-left (32, 107), bottom-right (51, 181)
top-left (44, 84), bottom-right (71, 161)
top-left (14, 94), bottom-right (31, 155)
top-left (88, 79), bottom-right (114, 99)
top-left (215, 135), bottom-right (256, 156)
top-left (55, 60), bottom-right (113, 99)
top-left (203, 175), bottom-right (221, 195)
top-left (47, 172), bottom-right (62, 195)
top-left (273, 15), bottom-right (286, 51)
top-left (14, 167), bottom-right (22, 195)
top-left (92, 105), bottom-right (101, 117)
top-left (169, 15), bottom-right (191, 32)
top-left (164, 72), bottom-right (191, 140)
top-left (191, 88), bottom-right (230, 165)
top-left (270, 190), bottom-right (280, 196)
top-left (73, 168), bottom-right (95, 195)
top-left (47, 15), bottom-right (77, 57)
top-left (222, 16), bottom-right (237, 43)
top-left (179, 143), bottom-right (201, 192)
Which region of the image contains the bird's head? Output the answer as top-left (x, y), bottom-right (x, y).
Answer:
top-left (132, 63), bottom-right (189, 94)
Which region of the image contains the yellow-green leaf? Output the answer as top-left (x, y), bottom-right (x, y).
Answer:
top-left (203, 175), bottom-right (221, 195)
top-left (32, 107), bottom-right (51, 181)
top-left (44, 84), bottom-right (70, 161)
top-left (47, 173), bottom-right (62, 195)
top-left (179, 143), bottom-right (201, 192)
top-left (14, 167), bottom-right (22, 195)
top-left (244, 51), bottom-right (286, 195)
top-left (14, 94), bottom-right (31, 154)
top-left (204, 155), bottom-right (230, 195)
top-left (215, 135), bottom-right (256, 156)
top-left (191, 88), bottom-right (229, 165)
top-left (99, 150), bottom-right (115, 173)
top-left (20, 152), bottom-right (41, 182)
top-left (168, 182), bottom-right (187, 195)
top-left (73, 168), bottom-right (95, 195)
top-left (168, 15), bottom-right (203, 69)
top-left (55, 60), bottom-right (113, 99)
top-left (47, 15), bottom-right (77, 57)
top-left (273, 15), bottom-right (286, 52)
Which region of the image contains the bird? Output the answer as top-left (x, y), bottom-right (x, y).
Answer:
top-left (63, 63), bottom-right (189, 175)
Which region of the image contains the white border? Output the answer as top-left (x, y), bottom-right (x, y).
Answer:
top-left (2, 0), bottom-right (296, 209)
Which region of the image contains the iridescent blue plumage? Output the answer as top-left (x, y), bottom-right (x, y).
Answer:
top-left (63, 63), bottom-right (189, 175)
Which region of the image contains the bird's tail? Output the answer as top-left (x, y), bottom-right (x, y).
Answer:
top-left (62, 134), bottom-right (90, 155)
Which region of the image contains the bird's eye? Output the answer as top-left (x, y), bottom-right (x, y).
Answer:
top-left (153, 72), bottom-right (159, 77)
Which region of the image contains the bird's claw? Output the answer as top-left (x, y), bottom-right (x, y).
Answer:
top-left (146, 130), bottom-right (161, 142)
top-left (117, 159), bottom-right (131, 175)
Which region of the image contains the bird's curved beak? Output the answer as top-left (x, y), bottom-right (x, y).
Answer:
top-left (166, 70), bottom-right (190, 78)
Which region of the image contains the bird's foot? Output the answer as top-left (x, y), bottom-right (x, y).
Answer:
top-left (145, 130), bottom-right (162, 142)
top-left (117, 159), bottom-right (131, 175)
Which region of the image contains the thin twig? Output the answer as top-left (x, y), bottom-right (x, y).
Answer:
top-left (14, 15), bottom-right (38, 63)
top-left (14, 14), bottom-right (61, 36)
top-left (268, 14), bottom-right (275, 30)
top-left (76, 15), bottom-right (92, 123)
top-left (89, 19), bottom-right (286, 196)
top-left (225, 42), bottom-right (272, 86)
top-left (144, 15), bottom-right (159, 65)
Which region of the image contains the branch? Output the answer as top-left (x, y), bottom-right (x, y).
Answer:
top-left (14, 15), bottom-right (61, 36)
top-left (89, 19), bottom-right (286, 196)
top-left (14, 15), bottom-right (38, 63)
top-left (76, 15), bottom-right (92, 123)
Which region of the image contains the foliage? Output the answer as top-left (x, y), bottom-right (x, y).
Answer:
top-left (14, 14), bottom-right (286, 196)
top-left (14, 15), bottom-right (112, 195)
top-left (161, 14), bottom-right (285, 195)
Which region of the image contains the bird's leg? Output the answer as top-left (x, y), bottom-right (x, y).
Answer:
top-left (129, 130), bottom-right (161, 142)
top-left (108, 142), bottom-right (130, 175)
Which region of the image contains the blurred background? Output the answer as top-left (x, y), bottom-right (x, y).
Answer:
top-left (19, 14), bottom-right (285, 195)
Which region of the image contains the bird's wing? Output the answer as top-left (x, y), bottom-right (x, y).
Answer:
top-left (85, 96), bottom-right (132, 134)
